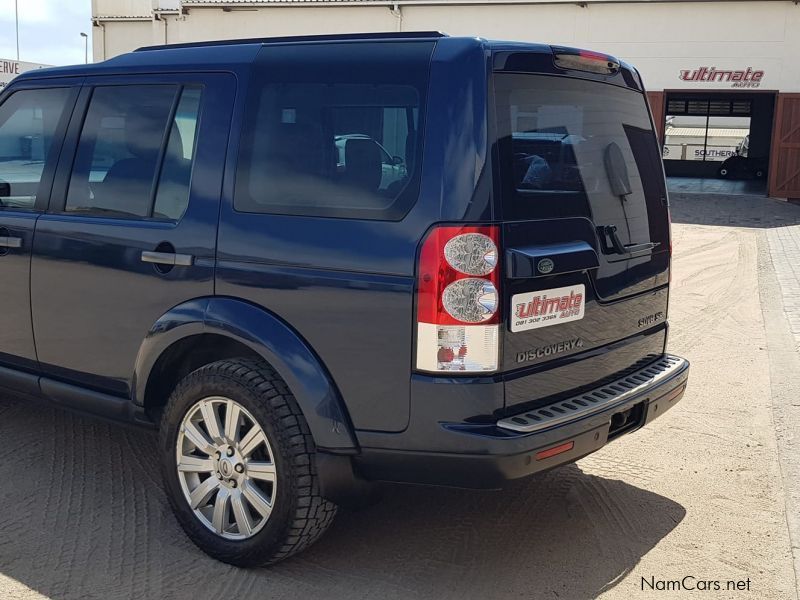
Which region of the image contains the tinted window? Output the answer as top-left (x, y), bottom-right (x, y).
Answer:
top-left (66, 85), bottom-right (202, 220)
top-left (495, 74), bottom-right (668, 246)
top-left (154, 86), bottom-right (202, 220)
top-left (0, 88), bottom-right (71, 210)
top-left (235, 42), bottom-right (434, 220)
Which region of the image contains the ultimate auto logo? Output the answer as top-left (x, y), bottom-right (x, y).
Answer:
top-left (510, 284), bottom-right (586, 333)
top-left (679, 66), bottom-right (764, 88)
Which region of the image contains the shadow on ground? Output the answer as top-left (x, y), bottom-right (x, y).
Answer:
top-left (670, 192), bottom-right (800, 228)
top-left (0, 398), bottom-right (685, 600)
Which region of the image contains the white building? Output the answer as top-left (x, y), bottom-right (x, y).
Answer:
top-left (0, 59), bottom-right (50, 90)
top-left (90, 0), bottom-right (800, 198)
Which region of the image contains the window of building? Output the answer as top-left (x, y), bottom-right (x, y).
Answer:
top-left (234, 42), bottom-right (433, 220)
top-left (663, 98), bottom-right (751, 163)
top-left (66, 84), bottom-right (202, 220)
top-left (0, 87), bottom-right (72, 210)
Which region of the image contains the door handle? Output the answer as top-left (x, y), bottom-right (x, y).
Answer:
top-left (141, 251), bottom-right (193, 267)
top-left (0, 236), bottom-right (22, 249)
top-left (506, 241), bottom-right (599, 279)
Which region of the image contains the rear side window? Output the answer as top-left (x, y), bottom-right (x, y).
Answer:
top-left (65, 84), bottom-right (202, 220)
top-left (154, 87), bottom-right (202, 220)
top-left (234, 41), bottom-right (434, 220)
top-left (0, 88), bottom-right (72, 210)
top-left (495, 74), bottom-right (668, 247)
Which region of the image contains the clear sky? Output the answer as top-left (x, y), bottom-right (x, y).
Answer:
top-left (0, 0), bottom-right (92, 66)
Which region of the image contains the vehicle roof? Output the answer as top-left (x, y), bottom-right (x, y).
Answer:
top-left (12, 32), bottom-right (553, 82)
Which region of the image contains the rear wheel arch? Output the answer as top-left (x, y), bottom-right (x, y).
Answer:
top-left (135, 297), bottom-right (358, 452)
top-left (142, 333), bottom-right (261, 418)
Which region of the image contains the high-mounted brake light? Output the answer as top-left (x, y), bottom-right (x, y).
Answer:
top-left (551, 46), bottom-right (620, 75)
top-left (416, 225), bottom-right (501, 373)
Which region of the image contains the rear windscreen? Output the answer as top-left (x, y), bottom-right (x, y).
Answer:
top-left (495, 74), bottom-right (668, 248)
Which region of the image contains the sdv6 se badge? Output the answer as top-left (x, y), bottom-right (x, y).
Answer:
top-left (511, 284), bottom-right (585, 332)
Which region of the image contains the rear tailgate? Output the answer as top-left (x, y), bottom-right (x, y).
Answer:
top-left (493, 54), bottom-right (671, 408)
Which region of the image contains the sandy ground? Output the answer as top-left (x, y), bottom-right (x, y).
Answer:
top-left (0, 194), bottom-right (799, 600)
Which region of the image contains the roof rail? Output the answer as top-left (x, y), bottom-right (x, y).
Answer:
top-left (135, 31), bottom-right (447, 52)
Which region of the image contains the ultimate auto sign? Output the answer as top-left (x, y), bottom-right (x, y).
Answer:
top-left (0, 59), bottom-right (49, 89)
top-left (679, 66), bottom-right (765, 88)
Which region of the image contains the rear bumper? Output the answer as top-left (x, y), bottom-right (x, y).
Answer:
top-left (354, 354), bottom-right (689, 488)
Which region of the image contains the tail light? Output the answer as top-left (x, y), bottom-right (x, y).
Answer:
top-left (416, 225), bottom-right (500, 373)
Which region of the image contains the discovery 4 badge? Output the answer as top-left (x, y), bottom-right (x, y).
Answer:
top-left (510, 284), bottom-right (585, 332)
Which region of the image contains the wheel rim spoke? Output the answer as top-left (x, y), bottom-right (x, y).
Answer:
top-left (189, 476), bottom-right (220, 509)
top-left (231, 491), bottom-right (253, 537)
top-left (199, 400), bottom-right (223, 443)
top-left (239, 425), bottom-right (266, 458)
top-left (247, 461), bottom-right (276, 483)
top-left (224, 400), bottom-right (241, 442)
top-left (177, 395), bottom-right (277, 541)
top-left (242, 481), bottom-right (272, 519)
top-left (183, 420), bottom-right (214, 456)
top-left (177, 455), bottom-right (214, 473)
top-left (211, 487), bottom-right (231, 534)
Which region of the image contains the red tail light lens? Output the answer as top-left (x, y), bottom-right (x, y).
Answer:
top-left (416, 225), bottom-right (501, 373)
top-left (552, 46), bottom-right (620, 75)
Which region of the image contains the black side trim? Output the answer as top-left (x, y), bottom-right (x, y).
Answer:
top-left (40, 378), bottom-right (130, 420)
top-left (0, 365), bottom-right (40, 396)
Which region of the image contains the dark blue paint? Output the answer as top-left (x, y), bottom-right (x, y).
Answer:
top-left (203, 298), bottom-right (357, 450)
top-left (0, 33), bottom-right (682, 485)
top-left (130, 295), bottom-right (357, 450)
top-left (31, 72), bottom-right (235, 396)
top-left (0, 213), bottom-right (40, 372)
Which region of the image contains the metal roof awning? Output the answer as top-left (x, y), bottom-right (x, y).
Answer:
top-left (665, 127), bottom-right (749, 138)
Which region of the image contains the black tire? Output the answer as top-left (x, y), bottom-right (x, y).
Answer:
top-left (159, 357), bottom-right (337, 567)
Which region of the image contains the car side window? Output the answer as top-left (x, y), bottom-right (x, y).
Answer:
top-left (153, 86), bottom-right (202, 221)
top-left (234, 42), bottom-right (434, 220)
top-left (65, 84), bottom-right (202, 220)
top-left (0, 87), bottom-right (72, 210)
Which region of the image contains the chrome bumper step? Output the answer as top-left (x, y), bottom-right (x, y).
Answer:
top-left (497, 354), bottom-right (689, 434)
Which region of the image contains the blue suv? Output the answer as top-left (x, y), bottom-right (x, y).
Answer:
top-left (0, 32), bottom-right (689, 566)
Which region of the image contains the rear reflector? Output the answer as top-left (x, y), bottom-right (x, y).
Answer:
top-left (535, 441), bottom-right (575, 461)
top-left (551, 46), bottom-right (620, 75)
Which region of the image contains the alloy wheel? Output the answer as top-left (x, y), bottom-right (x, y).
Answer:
top-left (176, 396), bottom-right (277, 540)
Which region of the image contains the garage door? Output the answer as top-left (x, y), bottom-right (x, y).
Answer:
top-left (646, 91), bottom-right (665, 144)
top-left (769, 93), bottom-right (800, 200)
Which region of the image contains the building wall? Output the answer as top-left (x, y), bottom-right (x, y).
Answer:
top-left (94, 0), bottom-right (151, 18)
top-left (92, 1), bottom-right (800, 93)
